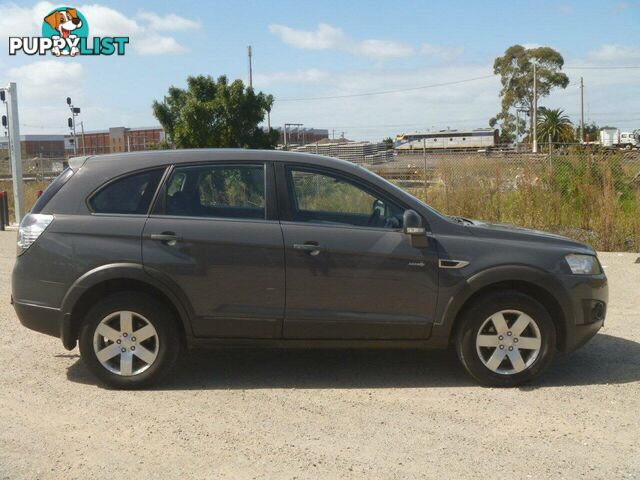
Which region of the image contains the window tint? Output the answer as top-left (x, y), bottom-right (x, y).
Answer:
top-left (165, 165), bottom-right (265, 220)
top-left (288, 168), bottom-right (403, 229)
top-left (90, 169), bottom-right (163, 214)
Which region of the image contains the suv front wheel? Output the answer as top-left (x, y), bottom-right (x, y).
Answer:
top-left (455, 291), bottom-right (556, 387)
top-left (79, 292), bottom-right (182, 389)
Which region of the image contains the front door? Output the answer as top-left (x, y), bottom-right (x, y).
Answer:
top-left (279, 165), bottom-right (438, 340)
top-left (142, 162), bottom-right (285, 338)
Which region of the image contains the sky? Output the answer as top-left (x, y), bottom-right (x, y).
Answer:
top-left (1, 0), bottom-right (640, 141)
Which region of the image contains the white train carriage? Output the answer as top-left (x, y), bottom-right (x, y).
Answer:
top-left (394, 128), bottom-right (499, 151)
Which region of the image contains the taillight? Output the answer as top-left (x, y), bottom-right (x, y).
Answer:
top-left (17, 213), bottom-right (53, 256)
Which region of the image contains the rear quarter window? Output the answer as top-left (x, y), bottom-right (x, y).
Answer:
top-left (89, 169), bottom-right (164, 215)
top-left (30, 167), bottom-right (74, 214)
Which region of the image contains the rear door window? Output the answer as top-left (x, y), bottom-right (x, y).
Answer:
top-left (89, 169), bottom-right (164, 215)
top-left (163, 164), bottom-right (265, 220)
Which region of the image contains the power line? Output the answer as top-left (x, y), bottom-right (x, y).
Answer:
top-left (275, 74), bottom-right (496, 102)
top-left (565, 65), bottom-right (640, 70)
top-left (274, 65), bottom-right (638, 103)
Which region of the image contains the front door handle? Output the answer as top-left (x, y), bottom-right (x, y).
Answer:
top-left (293, 243), bottom-right (322, 255)
top-left (150, 232), bottom-right (181, 245)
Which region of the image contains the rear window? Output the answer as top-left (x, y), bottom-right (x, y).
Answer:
top-left (89, 169), bottom-right (164, 215)
top-left (31, 167), bottom-right (74, 214)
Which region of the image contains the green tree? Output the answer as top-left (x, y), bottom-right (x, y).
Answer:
top-left (152, 75), bottom-right (278, 149)
top-left (490, 45), bottom-right (569, 142)
top-left (382, 137), bottom-right (394, 150)
top-left (536, 107), bottom-right (574, 144)
top-left (581, 121), bottom-right (600, 142)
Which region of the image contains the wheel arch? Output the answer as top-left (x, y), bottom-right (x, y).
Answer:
top-left (60, 264), bottom-right (193, 350)
top-left (442, 265), bottom-right (571, 351)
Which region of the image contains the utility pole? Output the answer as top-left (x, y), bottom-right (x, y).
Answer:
top-left (579, 77), bottom-right (584, 143)
top-left (5, 83), bottom-right (24, 224)
top-left (247, 46), bottom-right (253, 88)
top-left (532, 63), bottom-right (538, 153)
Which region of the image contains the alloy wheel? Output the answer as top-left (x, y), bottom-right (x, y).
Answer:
top-left (475, 309), bottom-right (542, 375)
top-left (92, 311), bottom-right (159, 376)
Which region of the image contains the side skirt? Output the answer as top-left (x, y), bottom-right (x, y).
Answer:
top-left (189, 338), bottom-right (447, 350)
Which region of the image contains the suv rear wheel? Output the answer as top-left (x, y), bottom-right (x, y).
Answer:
top-left (455, 291), bottom-right (556, 387)
top-left (79, 292), bottom-right (182, 389)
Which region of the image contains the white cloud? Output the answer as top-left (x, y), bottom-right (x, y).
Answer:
top-left (354, 39), bottom-right (413, 60)
top-left (421, 43), bottom-right (463, 60)
top-left (7, 60), bottom-right (84, 101)
top-left (0, 1), bottom-right (55, 39)
top-left (269, 23), bottom-right (344, 50)
top-left (79, 4), bottom-right (142, 37)
top-left (254, 69), bottom-right (330, 87)
top-left (135, 35), bottom-right (188, 55)
top-left (587, 44), bottom-right (640, 63)
top-left (137, 11), bottom-right (201, 31)
top-left (269, 22), bottom-right (414, 60)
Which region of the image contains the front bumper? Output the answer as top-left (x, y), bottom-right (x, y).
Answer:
top-left (560, 272), bottom-right (608, 352)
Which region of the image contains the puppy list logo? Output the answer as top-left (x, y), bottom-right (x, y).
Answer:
top-left (9, 6), bottom-right (129, 57)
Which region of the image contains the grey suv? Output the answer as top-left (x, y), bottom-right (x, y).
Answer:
top-left (12, 150), bottom-right (608, 388)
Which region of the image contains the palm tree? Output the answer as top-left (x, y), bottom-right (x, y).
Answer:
top-left (536, 108), bottom-right (575, 144)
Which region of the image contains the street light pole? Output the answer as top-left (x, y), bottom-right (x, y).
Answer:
top-left (67, 97), bottom-right (81, 155)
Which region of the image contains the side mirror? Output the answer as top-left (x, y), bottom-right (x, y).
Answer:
top-left (403, 209), bottom-right (425, 235)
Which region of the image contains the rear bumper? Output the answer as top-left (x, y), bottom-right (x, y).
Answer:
top-left (13, 298), bottom-right (63, 339)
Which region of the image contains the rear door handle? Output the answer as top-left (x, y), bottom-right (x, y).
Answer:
top-left (293, 243), bottom-right (322, 255)
top-left (150, 233), bottom-right (181, 245)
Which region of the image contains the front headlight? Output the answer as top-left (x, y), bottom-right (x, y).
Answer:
top-left (565, 254), bottom-right (600, 275)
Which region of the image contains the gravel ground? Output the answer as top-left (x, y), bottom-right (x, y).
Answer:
top-left (0, 229), bottom-right (638, 479)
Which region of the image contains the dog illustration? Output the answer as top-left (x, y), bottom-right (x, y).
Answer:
top-left (44, 8), bottom-right (83, 57)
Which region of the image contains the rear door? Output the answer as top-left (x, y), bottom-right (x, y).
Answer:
top-left (142, 161), bottom-right (285, 338)
top-left (277, 164), bottom-right (438, 340)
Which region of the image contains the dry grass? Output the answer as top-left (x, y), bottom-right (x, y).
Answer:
top-left (396, 151), bottom-right (640, 252)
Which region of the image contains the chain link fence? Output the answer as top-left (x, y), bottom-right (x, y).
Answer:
top-left (1, 144), bottom-right (639, 252)
top-left (365, 146), bottom-right (640, 252)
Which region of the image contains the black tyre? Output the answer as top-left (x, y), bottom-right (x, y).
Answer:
top-left (79, 292), bottom-right (182, 389)
top-left (455, 291), bottom-right (556, 387)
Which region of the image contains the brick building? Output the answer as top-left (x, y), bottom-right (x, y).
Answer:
top-left (0, 134), bottom-right (66, 158)
top-left (73, 126), bottom-right (165, 155)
